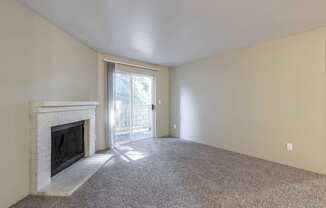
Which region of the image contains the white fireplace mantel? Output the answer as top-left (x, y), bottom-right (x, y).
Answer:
top-left (31, 101), bottom-right (99, 113)
top-left (29, 101), bottom-right (99, 195)
top-left (32, 101), bottom-right (99, 108)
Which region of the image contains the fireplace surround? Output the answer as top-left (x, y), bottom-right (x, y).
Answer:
top-left (30, 101), bottom-right (98, 195)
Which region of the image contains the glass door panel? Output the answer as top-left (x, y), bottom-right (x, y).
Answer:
top-left (114, 72), bottom-right (132, 143)
top-left (132, 75), bottom-right (153, 140)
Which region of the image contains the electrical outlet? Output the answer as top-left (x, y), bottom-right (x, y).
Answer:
top-left (287, 143), bottom-right (293, 152)
top-left (173, 124), bottom-right (177, 129)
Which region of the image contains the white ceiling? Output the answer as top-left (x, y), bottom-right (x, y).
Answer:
top-left (19, 0), bottom-right (326, 67)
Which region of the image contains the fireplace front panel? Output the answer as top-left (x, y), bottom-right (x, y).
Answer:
top-left (51, 121), bottom-right (85, 176)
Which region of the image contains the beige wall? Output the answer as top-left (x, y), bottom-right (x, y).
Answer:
top-left (97, 54), bottom-right (170, 150)
top-left (0, 1), bottom-right (98, 207)
top-left (171, 27), bottom-right (326, 174)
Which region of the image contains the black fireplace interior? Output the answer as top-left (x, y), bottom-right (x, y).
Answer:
top-left (51, 120), bottom-right (85, 176)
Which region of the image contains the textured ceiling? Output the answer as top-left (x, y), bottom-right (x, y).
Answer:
top-left (19, 0), bottom-right (326, 66)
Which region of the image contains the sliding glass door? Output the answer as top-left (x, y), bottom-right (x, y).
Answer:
top-left (114, 71), bottom-right (155, 145)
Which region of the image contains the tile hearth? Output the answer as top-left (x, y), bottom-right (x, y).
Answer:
top-left (38, 153), bottom-right (112, 196)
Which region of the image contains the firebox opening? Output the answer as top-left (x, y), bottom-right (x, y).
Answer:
top-left (51, 120), bottom-right (85, 177)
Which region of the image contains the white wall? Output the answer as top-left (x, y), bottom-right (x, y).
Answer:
top-left (171, 27), bottom-right (326, 174)
top-left (97, 54), bottom-right (170, 150)
top-left (0, 1), bottom-right (97, 207)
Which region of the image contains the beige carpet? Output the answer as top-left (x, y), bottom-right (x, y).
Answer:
top-left (13, 138), bottom-right (326, 208)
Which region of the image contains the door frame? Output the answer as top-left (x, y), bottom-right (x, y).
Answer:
top-left (114, 69), bottom-right (157, 145)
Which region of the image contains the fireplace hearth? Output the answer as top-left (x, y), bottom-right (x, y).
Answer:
top-left (51, 121), bottom-right (85, 176)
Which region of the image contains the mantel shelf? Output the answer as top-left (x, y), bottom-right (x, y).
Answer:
top-left (31, 101), bottom-right (99, 108)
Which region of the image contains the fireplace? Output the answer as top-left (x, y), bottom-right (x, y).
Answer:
top-left (30, 101), bottom-right (97, 194)
top-left (51, 121), bottom-right (85, 176)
